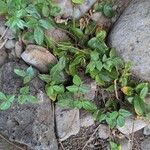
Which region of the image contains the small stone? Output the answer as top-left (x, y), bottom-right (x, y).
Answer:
top-left (143, 126), bottom-right (150, 135)
top-left (83, 77), bottom-right (97, 100)
top-left (117, 116), bottom-right (147, 135)
top-left (98, 124), bottom-right (110, 139)
top-left (45, 28), bottom-right (70, 43)
top-left (0, 25), bottom-right (6, 36)
top-left (5, 39), bottom-right (16, 49)
top-left (21, 45), bottom-right (57, 73)
top-left (15, 41), bottom-right (23, 58)
top-left (141, 137), bottom-right (150, 150)
top-left (54, 0), bottom-right (97, 19)
top-left (80, 112), bottom-right (94, 127)
top-left (55, 105), bottom-right (80, 141)
top-left (119, 138), bottom-right (132, 150)
top-left (0, 49), bottom-right (7, 67)
top-left (8, 49), bottom-right (16, 59)
top-left (4, 28), bottom-right (15, 40)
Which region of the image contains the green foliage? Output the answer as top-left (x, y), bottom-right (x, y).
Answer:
top-left (72, 0), bottom-right (84, 4)
top-left (122, 83), bottom-right (148, 116)
top-left (18, 86), bottom-right (37, 104)
top-left (0, 0), bottom-right (60, 45)
top-left (0, 92), bottom-right (15, 110)
top-left (94, 2), bottom-right (115, 18)
top-left (110, 141), bottom-right (121, 150)
top-left (14, 66), bottom-right (35, 84)
top-left (39, 57), bottom-right (66, 101)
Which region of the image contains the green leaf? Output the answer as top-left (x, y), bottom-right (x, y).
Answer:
top-left (72, 0), bottom-right (84, 4)
top-left (42, 5), bottom-right (49, 17)
top-left (16, 19), bottom-right (26, 29)
top-left (53, 85), bottom-right (65, 93)
top-left (70, 27), bottom-right (84, 38)
top-left (82, 100), bottom-right (97, 111)
top-left (73, 75), bottom-right (81, 86)
top-left (73, 100), bottom-right (83, 109)
top-left (96, 30), bottom-right (107, 41)
top-left (0, 101), bottom-right (11, 110)
top-left (79, 86), bottom-right (90, 93)
top-left (28, 95), bottom-right (37, 103)
top-left (135, 83), bottom-right (148, 93)
top-left (119, 109), bottom-right (132, 117)
top-left (91, 51), bottom-right (99, 61)
top-left (34, 27), bottom-right (44, 45)
top-left (0, 92), bottom-right (7, 100)
top-left (140, 85), bottom-right (148, 99)
top-left (96, 61), bottom-right (103, 71)
top-left (23, 76), bottom-right (31, 84)
top-left (14, 69), bottom-right (26, 77)
top-left (57, 98), bottom-right (74, 108)
top-left (18, 95), bottom-right (27, 104)
top-left (103, 4), bottom-right (115, 18)
top-left (66, 85), bottom-right (79, 93)
top-left (39, 19), bottom-right (53, 29)
top-left (117, 116), bottom-right (125, 127)
top-left (86, 61), bottom-right (95, 72)
top-left (110, 141), bottom-right (121, 150)
top-left (39, 74), bottom-right (51, 83)
top-left (0, 0), bottom-right (7, 14)
top-left (109, 111), bottom-right (118, 119)
top-left (26, 66), bottom-right (34, 77)
top-left (134, 96), bottom-right (145, 116)
top-left (20, 86), bottom-right (29, 95)
top-left (7, 95), bottom-right (15, 103)
top-left (50, 5), bottom-right (61, 16)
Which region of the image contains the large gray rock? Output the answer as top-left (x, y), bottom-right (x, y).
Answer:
top-left (108, 0), bottom-right (150, 81)
top-left (0, 62), bottom-right (58, 150)
top-left (54, 0), bottom-right (97, 19)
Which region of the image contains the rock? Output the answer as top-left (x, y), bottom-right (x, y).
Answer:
top-left (143, 126), bottom-right (150, 135)
top-left (0, 48), bottom-right (7, 67)
top-left (45, 28), bottom-right (70, 43)
top-left (5, 39), bottom-right (16, 49)
top-left (141, 137), bottom-right (150, 150)
top-left (82, 77), bottom-right (97, 100)
top-left (54, 0), bottom-right (97, 19)
top-left (108, 0), bottom-right (150, 81)
top-left (21, 45), bottom-right (57, 73)
top-left (91, 0), bottom-right (131, 30)
top-left (119, 138), bottom-right (132, 150)
top-left (98, 124), bottom-right (110, 139)
top-left (55, 106), bottom-right (80, 141)
top-left (80, 111), bottom-right (94, 127)
top-left (117, 116), bottom-right (147, 135)
top-left (15, 41), bottom-right (23, 58)
top-left (4, 29), bottom-right (15, 40)
top-left (0, 25), bottom-right (6, 37)
top-left (0, 62), bottom-right (58, 150)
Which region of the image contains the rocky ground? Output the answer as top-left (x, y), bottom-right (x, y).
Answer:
top-left (0, 0), bottom-right (150, 150)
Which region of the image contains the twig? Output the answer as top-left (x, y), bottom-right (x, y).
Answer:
top-left (114, 79), bottom-right (119, 100)
top-left (82, 124), bottom-right (101, 150)
top-left (59, 141), bottom-right (65, 150)
top-left (0, 39), bottom-right (7, 50)
top-left (0, 27), bottom-right (8, 41)
top-left (0, 134), bottom-right (25, 150)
